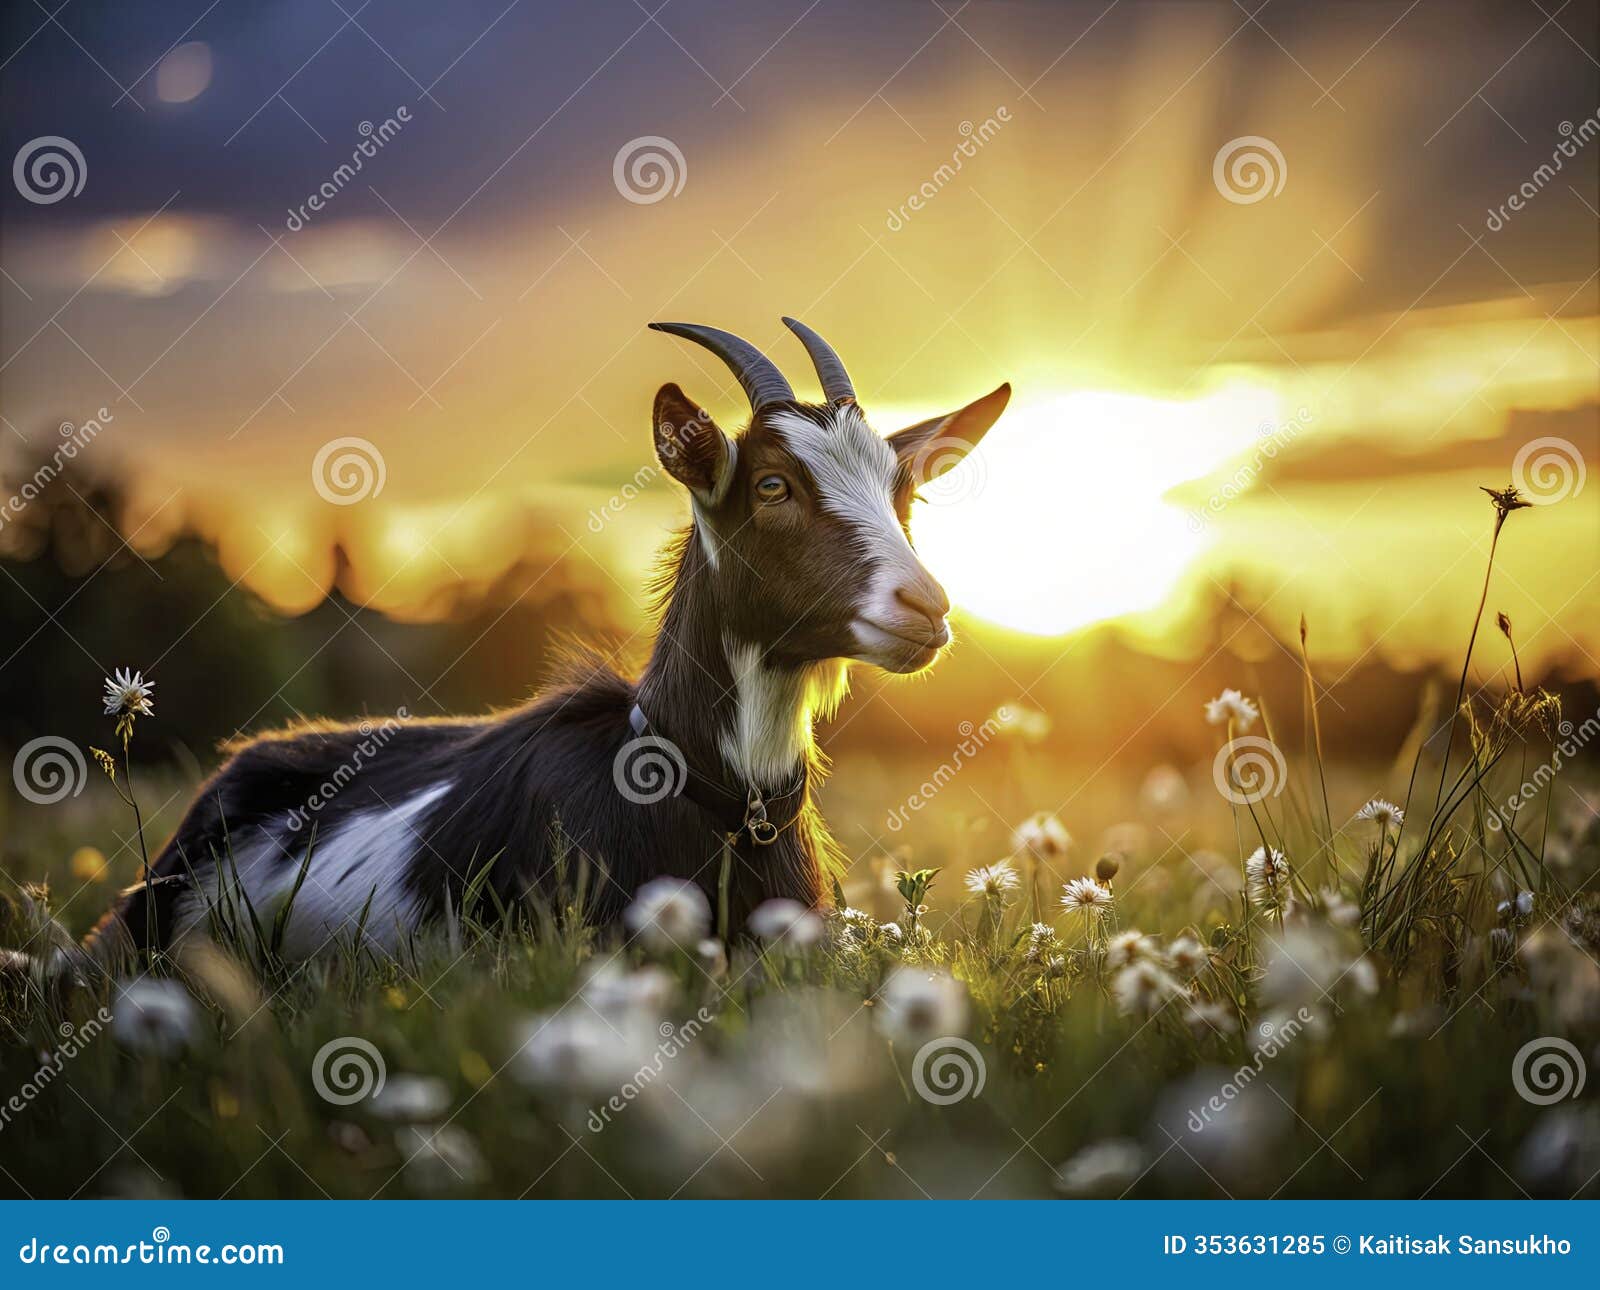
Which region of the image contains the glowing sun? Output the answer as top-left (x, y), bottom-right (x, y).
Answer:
top-left (912, 384), bottom-right (1281, 636)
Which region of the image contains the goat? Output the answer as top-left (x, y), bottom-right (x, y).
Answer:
top-left (34, 319), bottom-right (1010, 968)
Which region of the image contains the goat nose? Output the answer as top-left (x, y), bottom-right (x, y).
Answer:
top-left (895, 579), bottom-right (950, 626)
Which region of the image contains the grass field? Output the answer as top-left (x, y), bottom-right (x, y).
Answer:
top-left (2, 661), bottom-right (1597, 1199)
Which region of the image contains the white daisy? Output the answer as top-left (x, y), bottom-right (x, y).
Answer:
top-left (1054, 1139), bottom-right (1144, 1197)
top-left (1111, 961), bottom-right (1183, 1017)
top-left (1204, 688), bottom-right (1259, 731)
top-left (102, 667), bottom-right (155, 718)
top-left (1025, 921), bottom-right (1060, 962)
top-left (1105, 929), bottom-right (1160, 971)
top-left (1355, 797), bottom-right (1404, 828)
top-left (369, 1074), bottom-right (451, 1122)
top-left (1166, 934), bottom-right (1209, 979)
top-left (1183, 1000), bottom-right (1237, 1037)
top-left (396, 1124), bottom-right (486, 1193)
top-left (623, 877), bottom-right (710, 953)
top-left (748, 898), bottom-right (824, 949)
top-left (875, 967), bottom-right (969, 1046)
top-left (1244, 846), bottom-right (1291, 912)
top-left (964, 860), bottom-right (1021, 901)
top-left (1320, 886), bottom-right (1360, 928)
top-left (111, 979), bottom-right (196, 1058)
top-left (1013, 812), bottom-right (1071, 861)
top-left (1059, 876), bottom-right (1113, 918)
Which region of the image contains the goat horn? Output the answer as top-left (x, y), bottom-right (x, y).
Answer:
top-left (648, 322), bottom-right (795, 410)
top-left (781, 316), bottom-right (856, 403)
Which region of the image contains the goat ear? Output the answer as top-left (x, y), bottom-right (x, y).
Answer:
top-left (653, 383), bottom-right (734, 500)
top-left (886, 383), bottom-right (1011, 481)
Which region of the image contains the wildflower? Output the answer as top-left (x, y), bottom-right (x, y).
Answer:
top-left (1013, 812), bottom-right (1070, 861)
top-left (511, 1010), bottom-right (644, 1093)
top-left (1139, 765), bottom-right (1189, 816)
top-left (1094, 853), bottom-right (1121, 883)
top-left (102, 667), bottom-right (155, 718)
top-left (1355, 798), bottom-right (1403, 828)
top-left (579, 959), bottom-right (676, 1020)
top-left (878, 921), bottom-right (903, 944)
top-left (1244, 846), bottom-right (1291, 912)
top-left (1025, 922), bottom-right (1060, 962)
top-left (369, 1074), bottom-right (451, 1122)
top-left (1111, 961), bottom-right (1183, 1017)
top-left (1105, 929), bottom-right (1160, 971)
top-left (875, 967), bottom-right (969, 1045)
top-left (1183, 1000), bottom-right (1237, 1036)
top-left (993, 702), bottom-right (1051, 743)
top-left (694, 937), bottom-right (728, 980)
top-left (1060, 876), bottom-right (1113, 918)
top-left (1480, 483), bottom-right (1532, 527)
top-left (70, 846), bottom-right (109, 883)
top-left (1204, 688), bottom-right (1258, 731)
top-left (1319, 886), bottom-right (1360, 928)
top-left (623, 877), bottom-right (710, 953)
top-left (397, 1124), bottom-right (486, 1193)
top-left (963, 860), bottom-right (1020, 901)
top-left (112, 979), bottom-right (197, 1058)
top-left (748, 898), bottom-right (824, 949)
top-left (1054, 1139), bottom-right (1143, 1196)
top-left (1166, 934), bottom-right (1209, 979)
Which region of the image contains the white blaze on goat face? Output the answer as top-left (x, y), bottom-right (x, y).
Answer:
top-left (768, 404), bottom-right (943, 660)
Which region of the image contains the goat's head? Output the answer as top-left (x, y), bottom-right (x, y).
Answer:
top-left (649, 318), bottom-right (1009, 675)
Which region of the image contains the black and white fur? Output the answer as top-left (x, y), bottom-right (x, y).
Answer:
top-left (69, 319), bottom-right (1010, 964)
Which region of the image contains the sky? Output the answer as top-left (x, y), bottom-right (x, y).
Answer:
top-left (1, 0), bottom-right (1597, 675)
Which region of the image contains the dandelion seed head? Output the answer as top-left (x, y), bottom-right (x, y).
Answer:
top-left (1204, 688), bottom-right (1258, 731)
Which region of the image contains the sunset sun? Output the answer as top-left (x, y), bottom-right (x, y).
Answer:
top-left (913, 384), bottom-right (1283, 636)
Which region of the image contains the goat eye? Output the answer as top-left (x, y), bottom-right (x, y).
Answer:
top-left (755, 475), bottom-right (790, 503)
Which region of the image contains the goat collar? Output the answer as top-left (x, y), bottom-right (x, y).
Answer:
top-left (628, 703), bottom-right (805, 847)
